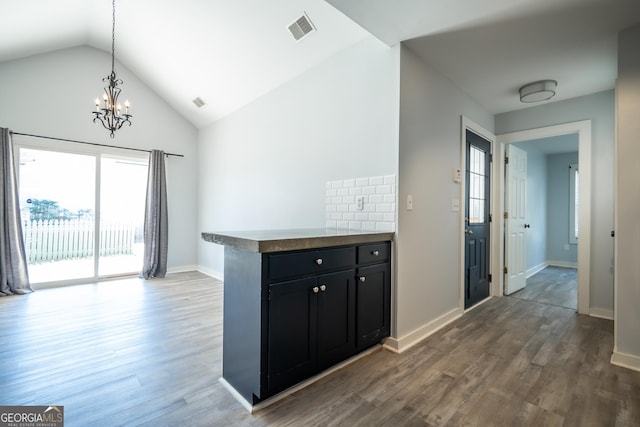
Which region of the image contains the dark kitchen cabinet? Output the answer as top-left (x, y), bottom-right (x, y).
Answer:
top-left (267, 269), bottom-right (355, 394)
top-left (220, 240), bottom-right (391, 406)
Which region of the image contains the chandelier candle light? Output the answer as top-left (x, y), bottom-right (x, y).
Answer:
top-left (92, 0), bottom-right (132, 138)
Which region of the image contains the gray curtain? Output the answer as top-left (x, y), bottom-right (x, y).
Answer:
top-left (0, 128), bottom-right (32, 295)
top-left (141, 149), bottom-right (168, 279)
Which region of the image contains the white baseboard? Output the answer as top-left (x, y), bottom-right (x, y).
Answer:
top-left (167, 264), bottom-right (199, 274)
top-left (383, 307), bottom-right (463, 354)
top-left (546, 260), bottom-right (578, 269)
top-left (221, 345), bottom-right (381, 413)
top-left (611, 350), bottom-right (640, 372)
top-left (526, 262), bottom-right (548, 278)
top-left (590, 307), bottom-right (614, 320)
top-left (197, 265), bottom-right (223, 280)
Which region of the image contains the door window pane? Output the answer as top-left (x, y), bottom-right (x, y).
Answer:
top-left (469, 145), bottom-right (486, 224)
top-left (98, 156), bottom-right (148, 276)
top-left (19, 148), bottom-right (96, 282)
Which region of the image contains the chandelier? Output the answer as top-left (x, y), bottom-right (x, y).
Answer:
top-left (92, 0), bottom-right (132, 138)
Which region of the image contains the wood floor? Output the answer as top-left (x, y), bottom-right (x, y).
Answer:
top-left (511, 266), bottom-right (578, 310)
top-left (1, 271), bottom-right (639, 426)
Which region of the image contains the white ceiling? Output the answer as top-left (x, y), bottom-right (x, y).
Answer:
top-left (327, 0), bottom-right (640, 114)
top-left (0, 0), bottom-right (369, 128)
top-left (1, 1), bottom-right (639, 128)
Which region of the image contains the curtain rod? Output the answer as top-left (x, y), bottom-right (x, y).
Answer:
top-left (10, 132), bottom-right (184, 158)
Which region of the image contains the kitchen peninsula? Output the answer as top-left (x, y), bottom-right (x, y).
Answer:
top-left (202, 228), bottom-right (393, 410)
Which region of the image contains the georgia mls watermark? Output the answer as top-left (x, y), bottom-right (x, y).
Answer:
top-left (0, 406), bottom-right (63, 427)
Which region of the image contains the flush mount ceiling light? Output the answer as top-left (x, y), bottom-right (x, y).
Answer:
top-left (92, 0), bottom-right (132, 138)
top-left (519, 80), bottom-right (558, 103)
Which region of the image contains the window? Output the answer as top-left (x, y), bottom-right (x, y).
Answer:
top-left (569, 163), bottom-right (579, 244)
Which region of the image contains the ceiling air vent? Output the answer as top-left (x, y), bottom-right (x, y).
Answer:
top-left (288, 13), bottom-right (315, 41)
top-left (192, 97), bottom-right (206, 108)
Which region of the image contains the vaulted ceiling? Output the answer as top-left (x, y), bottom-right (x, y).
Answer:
top-left (2, 0), bottom-right (639, 128)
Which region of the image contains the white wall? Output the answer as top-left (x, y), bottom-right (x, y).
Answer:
top-left (613, 24), bottom-right (640, 368)
top-left (546, 152), bottom-right (579, 265)
top-left (198, 37), bottom-right (400, 277)
top-left (495, 90), bottom-right (615, 314)
top-left (0, 46), bottom-right (199, 271)
top-left (394, 45), bottom-right (494, 345)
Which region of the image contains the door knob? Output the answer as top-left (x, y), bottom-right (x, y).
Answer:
top-left (524, 224), bottom-right (530, 229)
top-left (465, 229), bottom-right (474, 235)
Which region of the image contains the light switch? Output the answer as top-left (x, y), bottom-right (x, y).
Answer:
top-left (356, 196), bottom-right (364, 210)
top-left (407, 194), bottom-right (413, 211)
top-left (453, 168), bottom-right (462, 183)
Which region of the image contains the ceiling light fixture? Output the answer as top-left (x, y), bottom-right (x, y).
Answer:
top-left (519, 80), bottom-right (557, 103)
top-left (92, 0), bottom-right (132, 138)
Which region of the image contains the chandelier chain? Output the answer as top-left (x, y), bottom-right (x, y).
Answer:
top-left (111, 0), bottom-right (116, 74)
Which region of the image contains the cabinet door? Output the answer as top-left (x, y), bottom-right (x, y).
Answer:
top-left (267, 277), bottom-right (317, 394)
top-left (356, 263), bottom-right (390, 349)
top-left (316, 269), bottom-right (356, 370)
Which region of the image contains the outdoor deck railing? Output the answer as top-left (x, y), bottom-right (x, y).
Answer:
top-left (22, 219), bottom-right (137, 264)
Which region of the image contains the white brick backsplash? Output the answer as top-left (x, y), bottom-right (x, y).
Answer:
top-left (369, 176), bottom-right (384, 185)
top-left (348, 221), bottom-right (362, 229)
top-left (362, 221), bottom-right (376, 231)
top-left (326, 174), bottom-right (396, 233)
top-left (376, 185), bottom-right (392, 194)
top-left (368, 194), bottom-right (384, 204)
top-left (363, 186), bottom-right (376, 195)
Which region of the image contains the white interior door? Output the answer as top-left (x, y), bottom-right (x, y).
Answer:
top-left (505, 144), bottom-right (527, 295)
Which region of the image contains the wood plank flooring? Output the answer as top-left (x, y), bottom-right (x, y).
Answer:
top-left (1, 271), bottom-right (639, 426)
top-left (511, 266), bottom-right (577, 310)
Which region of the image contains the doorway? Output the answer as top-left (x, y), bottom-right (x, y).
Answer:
top-left (17, 144), bottom-right (149, 285)
top-left (464, 129), bottom-right (491, 308)
top-left (495, 121), bottom-right (591, 314)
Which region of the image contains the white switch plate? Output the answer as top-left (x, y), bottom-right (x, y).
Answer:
top-left (451, 199), bottom-right (460, 212)
top-left (407, 194), bottom-right (413, 210)
top-left (453, 168), bottom-right (462, 183)
top-left (356, 195), bottom-right (364, 210)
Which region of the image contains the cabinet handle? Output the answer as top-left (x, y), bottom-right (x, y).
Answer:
top-left (372, 250), bottom-right (380, 256)
top-left (315, 258), bottom-right (323, 265)
top-left (312, 286), bottom-right (319, 293)
top-left (359, 276), bottom-right (366, 283)
top-left (320, 284), bottom-right (326, 292)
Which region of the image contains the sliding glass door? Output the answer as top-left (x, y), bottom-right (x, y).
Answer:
top-left (17, 146), bottom-right (148, 284)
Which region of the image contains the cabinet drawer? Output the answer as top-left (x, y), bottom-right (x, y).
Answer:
top-left (268, 246), bottom-right (356, 280)
top-left (357, 242), bottom-right (389, 264)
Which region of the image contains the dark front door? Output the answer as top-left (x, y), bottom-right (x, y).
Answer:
top-left (465, 130), bottom-right (491, 309)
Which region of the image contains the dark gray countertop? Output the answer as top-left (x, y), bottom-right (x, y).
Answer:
top-left (201, 228), bottom-right (394, 253)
